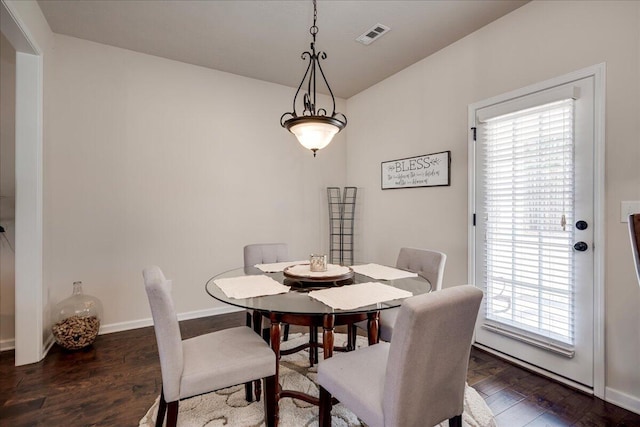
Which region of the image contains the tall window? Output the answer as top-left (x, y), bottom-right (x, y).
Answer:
top-left (480, 99), bottom-right (575, 351)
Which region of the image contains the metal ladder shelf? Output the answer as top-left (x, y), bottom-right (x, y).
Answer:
top-left (327, 187), bottom-right (357, 266)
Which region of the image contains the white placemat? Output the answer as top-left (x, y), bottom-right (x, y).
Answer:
top-left (308, 282), bottom-right (413, 310)
top-left (285, 263), bottom-right (351, 278)
top-left (213, 275), bottom-right (290, 299)
top-left (351, 263), bottom-right (418, 280)
top-left (254, 260), bottom-right (308, 273)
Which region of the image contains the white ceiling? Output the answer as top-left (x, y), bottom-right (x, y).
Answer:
top-left (37, 0), bottom-right (528, 99)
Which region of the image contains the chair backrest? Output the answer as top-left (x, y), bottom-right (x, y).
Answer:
top-left (383, 285), bottom-right (483, 427)
top-left (143, 266), bottom-right (184, 402)
top-left (630, 213), bottom-right (640, 286)
top-left (243, 243), bottom-right (290, 267)
top-left (396, 247), bottom-right (447, 290)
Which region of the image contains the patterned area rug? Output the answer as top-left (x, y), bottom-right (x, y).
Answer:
top-left (139, 333), bottom-right (496, 427)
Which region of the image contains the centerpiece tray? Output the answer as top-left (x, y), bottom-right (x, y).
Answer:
top-left (283, 263), bottom-right (354, 283)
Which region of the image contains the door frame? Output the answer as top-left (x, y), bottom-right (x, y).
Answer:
top-left (467, 63), bottom-right (605, 398)
top-left (0, 0), bottom-right (45, 366)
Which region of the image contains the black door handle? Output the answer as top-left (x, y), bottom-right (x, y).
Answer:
top-left (574, 241), bottom-right (588, 251)
top-left (576, 220), bottom-right (588, 230)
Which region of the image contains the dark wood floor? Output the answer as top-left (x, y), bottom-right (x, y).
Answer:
top-left (1, 312), bottom-right (639, 427)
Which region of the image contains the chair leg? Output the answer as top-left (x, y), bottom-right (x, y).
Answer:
top-left (155, 388), bottom-right (167, 427)
top-left (245, 381), bottom-right (253, 402)
top-left (263, 375), bottom-right (279, 427)
top-left (283, 323), bottom-right (290, 341)
top-left (347, 323), bottom-right (357, 351)
top-left (449, 414), bottom-right (462, 427)
top-left (166, 401), bottom-right (179, 427)
top-left (244, 311), bottom-right (257, 402)
top-left (311, 326), bottom-right (319, 363)
top-left (308, 326), bottom-right (317, 366)
top-left (254, 379), bottom-right (262, 402)
top-left (319, 386), bottom-right (333, 427)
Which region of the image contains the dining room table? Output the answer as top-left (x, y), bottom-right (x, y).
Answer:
top-left (205, 261), bottom-right (432, 422)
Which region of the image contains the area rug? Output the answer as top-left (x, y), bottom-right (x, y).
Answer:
top-left (140, 333), bottom-right (496, 427)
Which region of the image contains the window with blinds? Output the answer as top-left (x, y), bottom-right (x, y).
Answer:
top-left (479, 99), bottom-right (575, 355)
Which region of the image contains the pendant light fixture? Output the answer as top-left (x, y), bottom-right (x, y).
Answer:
top-left (280, 0), bottom-right (347, 157)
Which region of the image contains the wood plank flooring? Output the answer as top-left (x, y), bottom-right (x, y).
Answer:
top-left (1, 311), bottom-right (638, 426)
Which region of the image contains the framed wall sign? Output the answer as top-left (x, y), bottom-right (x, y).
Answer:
top-left (381, 151), bottom-right (451, 189)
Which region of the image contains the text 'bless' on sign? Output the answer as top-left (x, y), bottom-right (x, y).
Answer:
top-left (381, 151), bottom-right (450, 189)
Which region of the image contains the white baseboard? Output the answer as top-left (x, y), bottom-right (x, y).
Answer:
top-left (1, 337), bottom-right (53, 356)
top-left (0, 338), bottom-right (15, 352)
top-left (42, 334), bottom-right (54, 358)
top-left (98, 305), bottom-right (243, 335)
top-left (606, 386), bottom-right (640, 415)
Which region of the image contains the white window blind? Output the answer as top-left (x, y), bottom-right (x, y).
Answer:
top-left (479, 99), bottom-right (575, 354)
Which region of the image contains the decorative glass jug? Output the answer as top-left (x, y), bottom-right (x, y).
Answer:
top-left (52, 281), bottom-right (103, 350)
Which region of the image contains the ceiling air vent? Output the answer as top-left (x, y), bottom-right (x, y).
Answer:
top-left (356, 23), bottom-right (390, 46)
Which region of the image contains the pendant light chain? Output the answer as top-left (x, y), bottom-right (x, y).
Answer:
top-left (305, 0), bottom-right (318, 119)
top-left (311, 0), bottom-right (318, 41)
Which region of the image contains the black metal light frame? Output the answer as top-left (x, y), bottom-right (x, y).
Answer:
top-left (280, 0), bottom-right (347, 156)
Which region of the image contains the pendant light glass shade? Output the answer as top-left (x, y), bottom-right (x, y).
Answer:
top-left (290, 121), bottom-right (339, 151)
top-left (284, 115), bottom-right (345, 154)
top-left (280, 0), bottom-right (347, 157)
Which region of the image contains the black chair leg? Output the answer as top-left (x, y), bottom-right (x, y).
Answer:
top-left (311, 326), bottom-right (319, 363)
top-left (155, 389), bottom-right (167, 427)
top-left (347, 323), bottom-right (357, 351)
top-left (308, 326), bottom-right (318, 366)
top-left (244, 381), bottom-right (253, 402)
top-left (244, 310), bottom-right (258, 402)
top-left (319, 386), bottom-right (333, 427)
top-left (262, 326), bottom-right (271, 344)
top-left (166, 401), bottom-right (179, 427)
top-left (254, 379), bottom-right (262, 402)
top-left (283, 323), bottom-right (290, 341)
top-left (449, 414), bottom-right (462, 427)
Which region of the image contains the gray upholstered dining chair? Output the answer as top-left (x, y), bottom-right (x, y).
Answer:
top-left (244, 243), bottom-right (293, 341)
top-left (318, 285), bottom-right (483, 427)
top-left (355, 248), bottom-right (447, 342)
top-left (243, 243), bottom-right (293, 402)
top-left (143, 266), bottom-right (277, 427)
top-left (244, 243), bottom-right (290, 270)
top-left (244, 242), bottom-right (320, 363)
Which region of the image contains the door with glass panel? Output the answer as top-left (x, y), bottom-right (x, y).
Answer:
top-left (471, 75), bottom-right (596, 387)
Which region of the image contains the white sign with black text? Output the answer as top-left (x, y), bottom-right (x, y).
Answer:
top-left (381, 151), bottom-right (450, 189)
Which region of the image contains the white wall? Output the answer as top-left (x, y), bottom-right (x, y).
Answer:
top-left (45, 34), bottom-right (347, 332)
top-left (346, 0), bottom-right (640, 410)
top-left (0, 32), bottom-right (16, 349)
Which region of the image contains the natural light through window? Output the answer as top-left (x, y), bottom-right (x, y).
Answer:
top-left (481, 99), bottom-right (575, 347)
